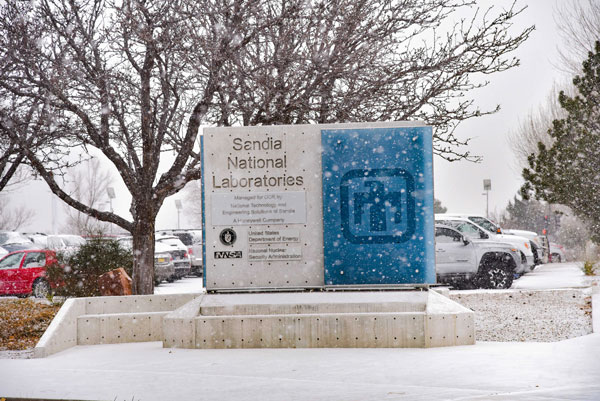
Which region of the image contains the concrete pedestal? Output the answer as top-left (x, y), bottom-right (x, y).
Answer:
top-left (35, 290), bottom-right (473, 358)
top-left (163, 290), bottom-right (474, 349)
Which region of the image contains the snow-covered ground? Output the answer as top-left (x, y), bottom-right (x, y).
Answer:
top-left (1, 331), bottom-right (599, 400)
top-left (0, 262), bottom-right (598, 400)
top-left (154, 276), bottom-right (205, 295)
top-left (449, 262), bottom-right (593, 342)
top-left (511, 262), bottom-right (588, 290)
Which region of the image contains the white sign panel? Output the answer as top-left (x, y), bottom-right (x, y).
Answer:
top-left (211, 192), bottom-right (306, 226)
top-left (202, 124), bottom-right (325, 290)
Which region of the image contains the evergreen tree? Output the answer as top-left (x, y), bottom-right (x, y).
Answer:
top-left (522, 41), bottom-right (600, 242)
top-left (433, 198), bottom-right (447, 214)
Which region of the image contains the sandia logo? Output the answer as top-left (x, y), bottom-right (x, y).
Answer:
top-left (340, 168), bottom-right (415, 244)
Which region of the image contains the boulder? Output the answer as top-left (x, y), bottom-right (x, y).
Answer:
top-left (98, 267), bottom-right (132, 296)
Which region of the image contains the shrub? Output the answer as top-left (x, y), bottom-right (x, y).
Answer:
top-left (583, 261), bottom-right (596, 276)
top-left (47, 238), bottom-right (133, 297)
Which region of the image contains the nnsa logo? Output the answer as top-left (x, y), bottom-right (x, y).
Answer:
top-left (340, 168), bottom-right (415, 244)
top-left (214, 251), bottom-right (242, 259)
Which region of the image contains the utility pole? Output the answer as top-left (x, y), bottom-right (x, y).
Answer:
top-left (482, 179), bottom-right (491, 218)
top-left (175, 199), bottom-right (183, 229)
top-left (107, 187), bottom-right (116, 235)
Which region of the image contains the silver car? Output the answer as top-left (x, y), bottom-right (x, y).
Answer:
top-left (155, 235), bottom-right (192, 279)
top-left (435, 224), bottom-right (521, 289)
top-left (117, 237), bottom-right (176, 285)
top-left (156, 229), bottom-right (203, 276)
top-left (153, 242), bottom-right (176, 285)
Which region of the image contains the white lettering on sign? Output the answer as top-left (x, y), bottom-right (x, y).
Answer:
top-left (212, 192), bottom-right (306, 226)
top-left (248, 246), bottom-right (302, 261)
top-left (248, 229), bottom-right (300, 244)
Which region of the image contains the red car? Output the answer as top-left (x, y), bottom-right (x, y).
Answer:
top-left (0, 249), bottom-right (59, 298)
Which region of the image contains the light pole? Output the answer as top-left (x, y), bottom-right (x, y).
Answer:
top-left (175, 199), bottom-right (183, 229)
top-left (107, 187), bottom-right (116, 235)
top-left (482, 179), bottom-right (491, 218)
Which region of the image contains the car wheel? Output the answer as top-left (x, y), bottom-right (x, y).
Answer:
top-left (552, 253), bottom-right (562, 263)
top-left (479, 265), bottom-right (513, 289)
top-left (33, 279), bottom-right (51, 298)
top-left (154, 279), bottom-right (161, 286)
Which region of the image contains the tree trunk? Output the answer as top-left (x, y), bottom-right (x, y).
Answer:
top-left (131, 218), bottom-right (156, 295)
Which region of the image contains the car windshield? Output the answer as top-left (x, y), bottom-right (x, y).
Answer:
top-left (468, 216), bottom-right (499, 233)
top-left (0, 252), bottom-right (24, 269)
top-left (438, 220), bottom-right (484, 238)
top-left (158, 237), bottom-right (184, 248)
top-left (173, 233), bottom-right (193, 246)
top-left (189, 231), bottom-right (203, 244)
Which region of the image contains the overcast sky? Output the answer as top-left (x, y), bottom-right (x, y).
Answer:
top-left (434, 0), bottom-right (570, 217)
top-left (5, 0), bottom-right (575, 234)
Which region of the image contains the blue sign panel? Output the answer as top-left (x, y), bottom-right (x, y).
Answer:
top-left (322, 127), bottom-right (435, 285)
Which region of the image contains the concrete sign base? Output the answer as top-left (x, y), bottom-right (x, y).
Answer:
top-left (164, 290), bottom-right (474, 349)
top-left (34, 290), bottom-right (473, 357)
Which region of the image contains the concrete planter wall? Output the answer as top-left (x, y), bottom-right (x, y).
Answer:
top-left (35, 290), bottom-right (474, 358)
top-left (34, 293), bottom-right (200, 358)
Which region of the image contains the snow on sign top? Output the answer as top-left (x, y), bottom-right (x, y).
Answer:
top-left (201, 122), bottom-right (434, 291)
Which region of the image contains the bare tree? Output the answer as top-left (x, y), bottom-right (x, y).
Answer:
top-left (0, 0), bottom-right (276, 293)
top-left (555, 0), bottom-right (600, 75)
top-left (1, 0), bottom-right (533, 293)
top-left (182, 181), bottom-right (203, 228)
top-left (61, 157), bottom-right (117, 236)
top-left (508, 84), bottom-right (570, 170)
top-left (209, 0), bottom-right (533, 161)
top-left (510, 0), bottom-right (600, 170)
top-left (0, 132), bottom-right (27, 192)
top-left (0, 97), bottom-right (54, 192)
top-left (0, 196), bottom-right (36, 231)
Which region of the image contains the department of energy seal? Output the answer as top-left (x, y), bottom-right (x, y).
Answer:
top-left (219, 228), bottom-right (237, 246)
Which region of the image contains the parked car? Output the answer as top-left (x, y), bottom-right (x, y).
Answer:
top-left (438, 214), bottom-right (503, 234)
top-left (549, 243), bottom-right (566, 262)
top-left (0, 249), bottom-right (60, 297)
top-left (504, 229), bottom-right (549, 265)
top-left (22, 232), bottom-right (49, 248)
top-left (153, 242), bottom-right (176, 285)
top-left (116, 237), bottom-right (176, 285)
top-left (46, 234), bottom-right (86, 256)
top-left (435, 215), bottom-right (535, 274)
top-left (435, 224), bottom-right (520, 289)
top-left (0, 231), bottom-right (38, 252)
top-left (156, 229), bottom-right (203, 276)
top-left (156, 235), bottom-right (191, 279)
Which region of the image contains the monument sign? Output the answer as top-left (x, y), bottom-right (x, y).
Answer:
top-left (201, 122), bottom-right (434, 291)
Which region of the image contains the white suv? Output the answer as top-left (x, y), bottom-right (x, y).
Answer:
top-left (435, 224), bottom-right (521, 289)
top-left (435, 214), bottom-right (535, 275)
